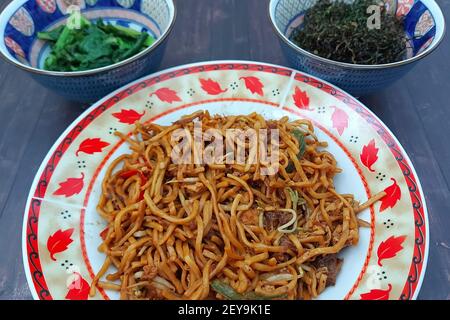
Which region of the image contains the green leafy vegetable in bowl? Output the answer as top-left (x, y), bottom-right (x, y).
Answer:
top-left (37, 12), bottom-right (155, 72)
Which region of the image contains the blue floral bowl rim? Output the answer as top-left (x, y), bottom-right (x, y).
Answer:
top-left (268, 0), bottom-right (446, 69)
top-left (0, 0), bottom-right (177, 77)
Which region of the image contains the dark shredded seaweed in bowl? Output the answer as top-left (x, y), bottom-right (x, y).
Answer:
top-left (289, 0), bottom-right (410, 65)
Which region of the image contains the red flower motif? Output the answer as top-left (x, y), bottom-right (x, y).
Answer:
top-left (331, 106), bottom-right (349, 136)
top-left (112, 109), bottom-right (145, 124)
top-left (76, 138), bottom-right (109, 156)
top-left (150, 87), bottom-right (182, 104)
top-left (199, 78), bottom-right (227, 95)
top-left (66, 273), bottom-right (90, 300)
top-left (380, 178), bottom-right (402, 212)
top-left (377, 235), bottom-right (407, 266)
top-left (292, 86), bottom-right (310, 109)
top-left (53, 173), bottom-right (85, 198)
top-left (240, 76), bottom-right (264, 96)
top-left (47, 228), bottom-right (74, 261)
top-left (360, 284), bottom-right (392, 300)
top-left (360, 139), bottom-right (379, 172)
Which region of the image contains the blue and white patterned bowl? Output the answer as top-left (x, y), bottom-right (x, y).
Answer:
top-left (269, 0), bottom-right (445, 96)
top-left (0, 0), bottom-right (176, 102)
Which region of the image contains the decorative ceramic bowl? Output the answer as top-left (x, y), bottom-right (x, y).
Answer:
top-left (269, 0), bottom-right (445, 96)
top-left (0, 0), bottom-right (176, 102)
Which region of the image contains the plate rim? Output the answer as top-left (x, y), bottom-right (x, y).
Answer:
top-left (21, 59), bottom-right (430, 300)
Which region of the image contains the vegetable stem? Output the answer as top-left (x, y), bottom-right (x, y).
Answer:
top-left (117, 32), bottom-right (149, 61)
top-left (211, 280), bottom-right (288, 300)
top-left (286, 129), bottom-right (306, 173)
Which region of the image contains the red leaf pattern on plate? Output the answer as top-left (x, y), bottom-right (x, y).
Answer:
top-left (292, 87), bottom-right (310, 109)
top-left (76, 138), bottom-right (110, 156)
top-left (380, 178), bottom-right (401, 212)
top-left (360, 284), bottom-right (392, 300)
top-left (377, 235), bottom-right (407, 266)
top-left (240, 76), bottom-right (264, 96)
top-left (53, 173), bottom-right (85, 197)
top-left (331, 106), bottom-right (349, 136)
top-left (150, 87), bottom-right (182, 104)
top-left (65, 273), bottom-right (90, 300)
top-left (47, 228), bottom-right (74, 261)
top-left (360, 139), bottom-right (379, 172)
top-left (112, 109), bottom-right (145, 124)
top-left (199, 78), bottom-right (228, 95)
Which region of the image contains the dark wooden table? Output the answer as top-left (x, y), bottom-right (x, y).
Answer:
top-left (0, 0), bottom-right (449, 300)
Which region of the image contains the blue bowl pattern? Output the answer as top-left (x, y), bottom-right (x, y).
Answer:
top-left (0, 0), bottom-right (176, 102)
top-left (269, 0), bottom-right (445, 96)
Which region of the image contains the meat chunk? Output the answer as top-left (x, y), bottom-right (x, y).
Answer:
top-left (272, 236), bottom-right (297, 262)
top-left (184, 182), bottom-right (206, 194)
top-left (142, 265), bottom-right (158, 281)
top-left (273, 252), bottom-right (290, 263)
top-left (263, 211), bottom-right (292, 231)
top-left (313, 254), bottom-right (343, 286)
top-left (187, 220), bottom-right (196, 230)
top-left (249, 180), bottom-right (262, 189)
top-left (144, 284), bottom-right (164, 300)
top-left (240, 209), bottom-right (259, 225)
top-left (279, 235), bottom-right (296, 252)
top-left (140, 265), bottom-right (164, 299)
top-left (267, 121), bottom-right (278, 130)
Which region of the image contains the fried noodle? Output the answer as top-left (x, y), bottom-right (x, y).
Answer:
top-left (91, 111), bottom-right (385, 300)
